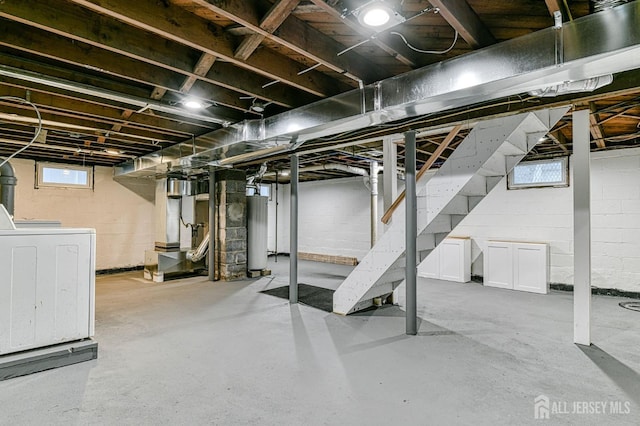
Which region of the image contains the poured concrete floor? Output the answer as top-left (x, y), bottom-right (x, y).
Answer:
top-left (1, 258), bottom-right (639, 425)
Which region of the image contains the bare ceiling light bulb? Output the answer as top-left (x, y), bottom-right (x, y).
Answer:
top-left (362, 7), bottom-right (391, 27)
top-left (184, 98), bottom-right (204, 109)
top-left (355, 2), bottom-right (405, 31)
top-left (251, 101), bottom-right (265, 113)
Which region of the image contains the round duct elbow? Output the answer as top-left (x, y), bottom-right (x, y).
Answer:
top-left (528, 74), bottom-right (613, 97)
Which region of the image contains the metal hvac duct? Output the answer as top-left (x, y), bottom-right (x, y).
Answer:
top-left (0, 161), bottom-right (16, 217)
top-left (591, 0), bottom-right (632, 13)
top-left (114, 1), bottom-right (640, 178)
top-left (264, 163), bottom-right (369, 178)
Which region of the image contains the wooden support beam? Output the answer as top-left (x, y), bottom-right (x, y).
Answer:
top-left (548, 130), bottom-right (570, 154)
top-left (179, 0), bottom-right (385, 82)
top-left (0, 0), bottom-right (314, 107)
top-left (308, 0), bottom-right (419, 69)
top-left (599, 105), bottom-right (640, 125)
top-left (589, 102), bottom-right (606, 149)
top-left (0, 82), bottom-right (205, 137)
top-left (235, 0), bottom-right (300, 61)
top-left (235, 35), bottom-right (266, 61)
top-left (0, 21), bottom-right (251, 112)
top-left (179, 53), bottom-right (217, 94)
top-left (428, 0), bottom-right (496, 48)
top-left (545, 0), bottom-right (573, 21)
top-left (97, 109), bottom-right (134, 143)
top-left (381, 125), bottom-right (462, 224)
top-left (150, 87), bottom-right (167, 101)
top-left (0, 110), bottom-right (169, 146)
top-left (65, 0), bottom-right (345, 97)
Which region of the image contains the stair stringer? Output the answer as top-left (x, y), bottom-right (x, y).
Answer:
top-left (333, 107), bottom-right (569, 315)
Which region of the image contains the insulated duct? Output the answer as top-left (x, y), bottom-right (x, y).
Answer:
top-left (266, 163), bottom-right (369, 178)
top-left (591, 0), bottom-right (632, 13)
top-left (0, 161), bottom-right (16, 217)
top-left (528, 74), bottom-right (614, 97)
top-left (110, 1), bottom-right (640, 178)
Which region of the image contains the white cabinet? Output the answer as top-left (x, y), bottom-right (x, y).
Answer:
top-left (0, 228), bottom-right (96, 355)
top-left (484, 241), bottom-right (514, 289)
top-left (483, 241), bottom-right (548, 294)
top-left (418, 238), bottom-right (471, 283)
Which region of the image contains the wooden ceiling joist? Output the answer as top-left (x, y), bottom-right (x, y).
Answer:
top-left (0, 3), bottom-right (312, 108)
top-left (178, 0), bottom-right (386, 83)
top-left (307, 0), bottom-right (420, 69)
top-left (428, 0), bottom-right (496, 48)
top-left (65, 0), bottom-right (346, 97)
top-left (589, 102), bottom-right (607, 149)
top-left (234, 0), bottom-right (300, 61)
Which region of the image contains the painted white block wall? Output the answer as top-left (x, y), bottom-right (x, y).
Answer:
top-left (267, 175), bottom-right (386, 259)
top-left (453, 148), bottom-right (640, 292)
top-left (268, 147), bottom-right (640, 293)
top-left (9, 159), bottom-right (155, 270)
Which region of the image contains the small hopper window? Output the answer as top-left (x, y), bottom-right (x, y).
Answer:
top-left (36, 162), bottom-right (93, 189)
top-left (508, 157), bottom-right (569, 189)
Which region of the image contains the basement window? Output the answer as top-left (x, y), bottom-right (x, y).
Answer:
top-left (36, 162), bottom-right (93, 189)
top-left (246, 184), bottom-right (271, 198)
top-left (507, 157), bottom-right (569, 189)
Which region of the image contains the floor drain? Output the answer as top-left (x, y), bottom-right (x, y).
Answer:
top-left (619, 301), bottom-right (640, 312)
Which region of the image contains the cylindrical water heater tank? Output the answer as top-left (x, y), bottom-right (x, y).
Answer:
top-left (247, 195), bottom-right (268, 270)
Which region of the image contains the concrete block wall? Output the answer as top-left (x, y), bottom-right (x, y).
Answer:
top-left (267, 176), bottom-right (384, 260)
top-left (268, 147), bottom-right (640, 293)
top-left (215, 170), bottom-right (247, 280)
top-left (453, 147), bottom-right (640, 292)
top-left (9, 158), bottom-right (155, 270)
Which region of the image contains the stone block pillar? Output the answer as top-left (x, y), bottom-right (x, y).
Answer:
top-left (215, 170), bottom-right (247, 280)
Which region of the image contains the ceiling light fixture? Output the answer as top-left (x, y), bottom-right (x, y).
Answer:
top-left (251, 100), bottom-right (266, 113)
top-left (362, 7), bottom-right (390, 27)
top-left (355, 1), bottom-right (405, 31)
top-left (183, 98), bottom-right (206, 109)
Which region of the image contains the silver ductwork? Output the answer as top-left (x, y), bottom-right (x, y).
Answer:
top-left (0, 161), bottom-right (17, 217)
top-left (114, 2), bottom-right (640, 178)
top-left (591, 0), bottom-right (632, 13)
top-left (187, 233), bottom-right (209, 262)
top-left (263, 163), bottom-right (370, 179)
top-left (528, 74), bottom-right (614, 97)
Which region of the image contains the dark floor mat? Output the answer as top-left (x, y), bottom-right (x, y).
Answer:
top-left (260, 284), bottom-right (335, 312)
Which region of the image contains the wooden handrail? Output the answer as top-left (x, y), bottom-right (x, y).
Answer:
top-left (381, 125), bottom-right (462, 224)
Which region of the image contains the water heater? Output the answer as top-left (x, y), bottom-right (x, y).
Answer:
top-left (247, 195), bottom-right (268, 270)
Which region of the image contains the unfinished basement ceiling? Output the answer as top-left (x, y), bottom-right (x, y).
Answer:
top-left (0, 0), bottom-right (639, 179)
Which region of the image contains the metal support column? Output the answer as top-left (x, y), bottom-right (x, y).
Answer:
top-left (370, 161), bottom-right (379, 248)
top-left (208, 167), bottom-right (216, 281)
top-left (405, 131), bottom-right (417, 335)
top-left (274, 171), bottom-right (279, 263)
top-left (573, 109), bottom-right (591, 345)
top-left (289, 154), bottom-right (299, 304)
